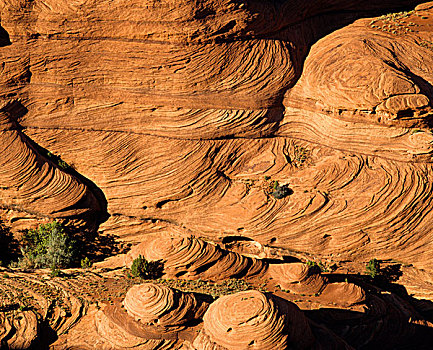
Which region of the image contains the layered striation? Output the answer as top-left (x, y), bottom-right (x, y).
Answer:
top-left (122, 283), bottom-right (208, 330)
top-left (1, 0), bottom-right (433, 347)
top-left (94, 283), bottom-right (208, 349)
top-left (0, 107), bottom-right (101, 227)
top-left (193, 290), bottom-right (315, 350)
top-left (125, 233), bottom-right (266, 280)
top-left (1, 0), bottom-right (433, 275)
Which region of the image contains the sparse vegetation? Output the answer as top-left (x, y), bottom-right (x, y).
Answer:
top-left (263, 178), bottom-right (292, 199)
top-left (306, 260), bottom-right (329, 272)
top-left (17, 221), bottom-right (76, 270)
top-left (129, 255), bottom-right (163, 279)
top-left (306, 260), bottom-right (316, 267)
top-left (270, 180), bottom-right (291, 199)
top-left (80, 257), bottom-right (92, 269)
top-left (50, 268), bottom-right (61, 278)
top-left (366, 258), bottom-right (380, 279)
top-left (140, 278), bottom-right (256, 299)
top-left (293, 145), bottom-right (310, 166)
top-left (46, 151), bottom-right (71, 170)
top-left (369, 10), bottom-right (419, 35)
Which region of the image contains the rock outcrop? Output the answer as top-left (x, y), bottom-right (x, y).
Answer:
top-left (0, 0), bottom-right (433, 274)
top-left (125, 233), bottom-right (266, 280)
top-left (193, 290), bottom-right (315, 350)
top-left (122, 283), bottom-right (208, 330)
top-left (1, 0), bottom-right (433, 347)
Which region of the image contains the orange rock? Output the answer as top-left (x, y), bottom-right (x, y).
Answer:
top-left (193, 290), bottom-right (315, 350)
top-left (125, 234), bottom-right (267, 281)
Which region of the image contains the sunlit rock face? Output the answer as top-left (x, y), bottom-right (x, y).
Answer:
top-left (193, 290), bottom-right (315, 350)
top-left (2, 2), bottom-right (433, 349)
top-left (1, 0), bottom-right (433, 286)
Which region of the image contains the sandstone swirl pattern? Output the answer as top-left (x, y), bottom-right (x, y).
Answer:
top-left (193, 290), bottom-right (315, 350)
top-left (267, 263), bottom-right (326, 295)
top-left (126, 234), bottom-right (266, 280)
top-left (122, 283), bottom-right (208, 329)
top-left (1, 0), bottom-right (433, 327)
top-left (0, 272), bottom-right (86, 349)
top-left (94, 283), bottom-right (207, 349)
top-left (0, 106), bottom-right (102, 229)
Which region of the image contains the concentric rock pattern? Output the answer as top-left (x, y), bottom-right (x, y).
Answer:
top-left (1, 0), bottom-right (433, 348)
top-left (122, 283), bottom-right (208, 329)
top-left (1, 0), bottom-right (433, 272)
top-left (126, 234), bottom-right (266, 280)
top-left (193, 290), bottom-right (315, 350)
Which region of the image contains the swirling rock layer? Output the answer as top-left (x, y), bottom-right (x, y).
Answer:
top-left (1, 0), bottom-right (433, 275)
top-left (193, 290), bottom-right (315, 350)
top-left (126, 233), bottom-right (266, 280)
top-left (267, 263), bottom-right (326, 295)
top-left (0, 271), bottom-right (86, 349)
top-left (0, 107), bottom-right (102, 228)
top-left (123, 283), bottom-right (208, 329)
top-left (1, 0), bottom-right (433, 347)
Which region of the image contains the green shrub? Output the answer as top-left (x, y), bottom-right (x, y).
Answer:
top-left (271, 181), bottom-right (291, 199)
top-left (366, 258), bottom-right (380, 279)
top-left (18, 221), bottom-right (76, 269)
top-left (81, 257), bottom-right (92, 269)
top-left (129, 255), bottom-right (163, 279)
top-left (306, 260), bottom-right (328, 272)
top-left (50, 268), bottom-right (61, 278)
top-left (46, 151), bottom-right (71, 170)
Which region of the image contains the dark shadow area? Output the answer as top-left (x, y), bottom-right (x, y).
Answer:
top-left (306, 306), bottom-right (433, 349)
top-left (37, 321), bottom-right (58, 350)
top-left (381, 263), bottom-right (404, 282)
top-left (263, 256), bottom-right (302, 264)
top-left (324, 265), bottom-right (433, 325)
top-left (0, 24), bottom-right (11, 47)
top-left (222, 235), bottom-right (254, 244)
top-left (71, 228), bottom-right (128, 264)
top-left (0, 100), bottom-right (28, 125)
top-left (401, 67), bottom-right (433, 101)
top-left (0, 221), bottom-right (20, 266)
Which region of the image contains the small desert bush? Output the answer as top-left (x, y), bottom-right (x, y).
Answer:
top-left (81, 256), bottom-right (92, 269)
top-left (18, 221), bottom-right (76, 270)
top-left (366, 258), bottom-right (380, 279)
top-left (271, 181), bottom-right (291, 199)
top-left (129, 255), bottom-right (163, 279)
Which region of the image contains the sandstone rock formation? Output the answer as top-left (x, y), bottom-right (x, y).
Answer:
top-left (125, 233), bottom-right (266, 280)
top-left (267, 262), bottom-right (326, 295)
top-left (0, 0), bottom-right (432, 274)
top-left (1, 0), bottom-right (433, 348)
top-left (193, 290), bottom-right (315, 350)
top-left (122, 283), bottom-right (208, 330)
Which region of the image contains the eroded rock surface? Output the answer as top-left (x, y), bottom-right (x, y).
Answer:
top-left (125, 233), bottom-right (266, 280)
top-left (1, 0), bottom-right (433, 348)
top-left (193, 290), bottom-right (315, 350)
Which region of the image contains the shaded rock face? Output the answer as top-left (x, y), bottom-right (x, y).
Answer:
top-left (2, 0), bottom-right (433, 298)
